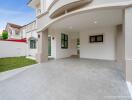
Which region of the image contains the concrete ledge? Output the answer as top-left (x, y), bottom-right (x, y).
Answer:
top-left (0, 64), bottom-right (37, 81)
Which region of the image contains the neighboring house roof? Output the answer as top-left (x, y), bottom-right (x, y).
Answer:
top-left (7, 23), bottom-right (22, 29)
top-left (5, 20), bottom-right (36, 35)
top-left (5, 20), bottom-right (36, 30)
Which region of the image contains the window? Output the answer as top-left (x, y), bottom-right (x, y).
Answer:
top-left (15, 30), bottom-right (20, 35)
top-left (30, 39), bottom-right (36, 49)
top-left (89, 35), bottom-right (103, 43)
top-left (61, 34), bottom-right (68, 49)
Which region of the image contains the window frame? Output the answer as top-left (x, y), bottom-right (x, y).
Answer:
top-left (61, 33), bottom-right (68, 49)
top-left (89, 35), bottom-right (103, 43)
top-left (30, 39), bottom-right (37, 49)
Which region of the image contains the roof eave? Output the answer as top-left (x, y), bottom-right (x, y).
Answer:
top-left (27, 0), bottom-right (38, 9)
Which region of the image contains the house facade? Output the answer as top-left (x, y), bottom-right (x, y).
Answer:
top-left (28, 0), bottom-right (132, 88)
top-left (21, 21), bottom-right (38, 59)
top-left (20, 21), bottom-right (52, 59)
top-left (5, 23), bottom-right (23, 39)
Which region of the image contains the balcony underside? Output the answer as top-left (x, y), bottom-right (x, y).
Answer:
top-left (50, 0), bottom-right (92, 19)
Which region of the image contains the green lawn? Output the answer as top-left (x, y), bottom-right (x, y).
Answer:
top-left (0, 57), bottom-right (37, 72)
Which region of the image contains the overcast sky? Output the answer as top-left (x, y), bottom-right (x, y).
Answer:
top-left (0, 0), bottom-right (35, 30)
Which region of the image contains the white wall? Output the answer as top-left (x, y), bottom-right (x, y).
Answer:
top-left (80, 26), bottom-right (116, 60)
top-left (0, 41), bottom-right (27, 58)
top-left (26, 30), bottom-right (38, 58)
top-left (125, 7), bottom-right (132, 83)
top-left (49, 29), bottom-right (79, 59)
top-left (9, 27), bottom-right (22, 39)
top-left (56, 32), bottom-right (72, 59)
top-left (26, 30), bottom-right (56, 59)
top-left (116, 25), bottom-right (124, 64)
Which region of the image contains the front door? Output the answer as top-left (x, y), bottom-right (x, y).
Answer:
top-left (48, 37), bottom-right (51, 56)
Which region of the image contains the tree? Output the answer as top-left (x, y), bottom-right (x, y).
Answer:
top-left (2, 31), bottom-right (8, 40)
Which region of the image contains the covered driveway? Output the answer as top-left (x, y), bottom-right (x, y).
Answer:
top-left (0, 58), bottom-right (130, 100)
top-left (38, 8), bottom-right (123, 62)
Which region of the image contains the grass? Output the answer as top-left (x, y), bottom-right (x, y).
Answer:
top-left (0, 56), bottom-right (37, 72)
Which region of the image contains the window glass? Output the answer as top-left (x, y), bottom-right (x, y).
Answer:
top-left (30, 40), bottom-right (36, 49)
top-left (61, 34), bottom-right (68, 49)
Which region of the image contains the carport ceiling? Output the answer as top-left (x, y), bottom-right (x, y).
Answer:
top-left (50, 9), bottom-right (123, 32)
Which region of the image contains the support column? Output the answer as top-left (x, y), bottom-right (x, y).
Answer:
top-left (37, 29), bottom-right (48, 63)
top-left (124, 7), bottom-right (132, 83)
top-left (40, 0), bottom-right (46, 13)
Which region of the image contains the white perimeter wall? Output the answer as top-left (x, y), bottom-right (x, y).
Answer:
top-left (80, 26), bottom-right (116, 60)
top-left (0, 41), bottom-right (27, 58)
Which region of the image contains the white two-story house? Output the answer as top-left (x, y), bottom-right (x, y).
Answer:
top-left (5, 23), bottom-right (23, 39)
top-left (4, 22), bottom-right (38, 59)
top-left (28, 0), bottom-right (132, 91)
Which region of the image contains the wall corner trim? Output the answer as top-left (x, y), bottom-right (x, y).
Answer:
top-left (126, 81), bottom-right (132, 99)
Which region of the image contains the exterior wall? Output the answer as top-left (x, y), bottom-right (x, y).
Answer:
top-left (30, 0), bottom-right (132, 63)
top-left (22, 21), bottom-right (38, 59)
top-left (0, 41), bottom-right (27, 58)
top-left (116, 25), bottom-right (125, 64)
top-left (116, 25), bottom-right (125, 78)
top-left (124, 7), bottom-right (132, 83)
top-left (26, 30), bottom-right (38, 58)
top-left (49, 28), bottom-right (79, 59)
top-left (49, 26), bottom-right (116, 60)
top-left (48, 0), bottom-right (90, 17)
top-left (8, 27), bottom-right (22, 39)
top-left (80, 26), bottom-right (116, 60)
top-left (20, 28), bottom-right (27, 38)
top-left (23, 21), bottom-right (37, 33)
top-left (36, 3), bottom-right (41, 16)
top-left (88, 0), bottom-right (131, 6)
top-left (56, 32), bottom-right (72, 59)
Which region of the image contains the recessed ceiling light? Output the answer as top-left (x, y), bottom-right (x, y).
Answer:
top-left (94, 21), bottom-right (97, 24)
top-left (69, 26), bottom-right (73, 29)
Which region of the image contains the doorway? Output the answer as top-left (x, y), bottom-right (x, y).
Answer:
top-left (48, 36), bottom-right (51, 56)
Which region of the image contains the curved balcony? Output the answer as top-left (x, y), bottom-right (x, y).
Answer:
top-left (37, 0), bottom-right (132, 32)
top-left (49, 0), bottom-right (93, 19)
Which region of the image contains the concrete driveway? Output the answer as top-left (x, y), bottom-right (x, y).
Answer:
top-left (0, 58), bottom-right (131, 100)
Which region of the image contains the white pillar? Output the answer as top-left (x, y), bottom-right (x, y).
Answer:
top-left (40, 0), bottom-right (46, 13)
top-left (124, 7), bottom-right (132, 83)
top-left (37, 29), bottom-right (48, 63)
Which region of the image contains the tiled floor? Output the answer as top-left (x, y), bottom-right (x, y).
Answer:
top-left (0, 58), bottom-right (131, 100)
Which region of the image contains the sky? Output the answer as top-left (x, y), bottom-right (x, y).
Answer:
top-left (0, 0), bottom-right (35, 30)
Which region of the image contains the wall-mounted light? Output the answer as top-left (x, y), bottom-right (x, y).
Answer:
top-left (52, 37), bottom-right (55, 40)
top-left (94, 21), bottom-right (97, 24)
top-left (38, 34), bottom-right (40, 38)
top-left (69, 26), bottom-right (73, 29)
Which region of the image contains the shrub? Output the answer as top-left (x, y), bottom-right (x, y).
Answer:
top-left (2, 31), bottom-right (8, 40)
top-left (0, 36), bottom-right (2, 39)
